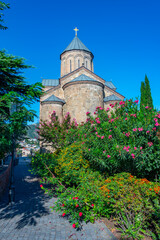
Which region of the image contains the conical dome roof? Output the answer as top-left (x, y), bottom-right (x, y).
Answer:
top-left (61, 36), bottom-right (93, 56)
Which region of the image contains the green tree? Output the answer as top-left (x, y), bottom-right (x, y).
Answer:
top-left (0, 51), bottom-right (42, 160)
top-left (140, 75), bottom-right (153, 110)
top-left (140, 81), bottom-right (146, 110)
top-left (145, 75), bottom-right (153, 108)
top-left (0, 1), bottom-right (9, 30)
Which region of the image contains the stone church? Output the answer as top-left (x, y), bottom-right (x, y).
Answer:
top-left (40, 29), bottom-right (124, 123)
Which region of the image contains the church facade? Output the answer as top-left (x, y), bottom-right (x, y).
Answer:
top-left (40, 30), bottom-right (124, 123)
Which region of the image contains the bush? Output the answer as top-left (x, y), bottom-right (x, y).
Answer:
top-left (100, 172), bottom-right (160, 239)
top-left (31, 151), bottom-right (58, 177)
top-left (82, 100), bottom-right (160, 180)
top-left (54, 143), bottom-right (90, 186)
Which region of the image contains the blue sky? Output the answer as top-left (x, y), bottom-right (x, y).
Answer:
top-left (1, 0), bottom-right (160, 123)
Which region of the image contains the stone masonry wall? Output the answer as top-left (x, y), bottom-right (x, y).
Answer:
top-left (40, 102), bottom-right (63, 123)
top-left (61, 50), bottom-right (93, 77)
top-left (63, 82), bottom-right (103, 123)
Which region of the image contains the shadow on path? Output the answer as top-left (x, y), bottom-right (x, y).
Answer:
top-left (0, 157), bottom-right (51, 229)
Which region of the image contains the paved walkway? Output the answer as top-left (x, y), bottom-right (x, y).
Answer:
top-left (0, 157), bottom-right (117, 240)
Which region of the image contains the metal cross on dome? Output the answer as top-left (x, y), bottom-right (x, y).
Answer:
top-left (73, 27), bottom-right (79, 36)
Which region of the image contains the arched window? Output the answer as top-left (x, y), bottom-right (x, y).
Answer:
top-left (70, 60), bottom-right (72, 72)
top-left (86, 61), bottom-right (88, 68)
top-left (78, 59), bottom-right (80, 68)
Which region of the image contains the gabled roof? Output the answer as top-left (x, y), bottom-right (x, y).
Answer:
top-left (105, 81), bottom-right (116, 90)
top-left (42, 94), bottom-right (65, 103)
top-left (104, 94), bottom-right (122, 102)
top-left (69, 74), bottom-right (98, 83)
top-left (61, 36), bottom-right (93, 56)
top-left (42, 79), bottom-right (59, 87)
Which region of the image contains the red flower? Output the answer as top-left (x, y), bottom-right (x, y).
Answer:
top-left (72, 224), bottom-right (76, 228)
top-left (40, 184), bottom-right (43, 188)
top-left (62, 204), bottom-right (64, 207)
top-left (75, 197), bottom-right (78, 200)
top-left (91, 204), bottom-right (94, 207)
top-left (75, 204), bottom-right (79, 208)
top-left (62, 213), bottom-right (66, 217)
top-left (79, 212), bottom-right (83, 217)
top-left (72, 197), bottom-right (75, 199)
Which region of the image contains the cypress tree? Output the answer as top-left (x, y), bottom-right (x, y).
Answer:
top-left (144, 75), bottom-right (153, 108)
top-left (140, 81), bottom-right (146, 110)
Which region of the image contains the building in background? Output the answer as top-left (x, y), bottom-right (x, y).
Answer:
top-left (40, 29), bottom-right (124, 123)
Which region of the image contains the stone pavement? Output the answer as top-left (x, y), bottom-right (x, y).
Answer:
top-left (0, 157), bottom-right (117, 240)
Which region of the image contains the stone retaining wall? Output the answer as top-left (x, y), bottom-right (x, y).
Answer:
top-left (0, 159), bottom-right (12, 199)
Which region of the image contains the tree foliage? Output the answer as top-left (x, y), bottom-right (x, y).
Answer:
top-left (0, 1), bottom-right (9, 30)
top-left (140, 75), bottom-right (153, 110)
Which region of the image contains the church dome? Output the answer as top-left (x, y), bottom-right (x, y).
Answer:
top-left (61, 36), bottom-right (93, 57)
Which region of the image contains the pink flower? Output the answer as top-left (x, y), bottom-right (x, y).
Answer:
top-left (91, 204), bottom-right (94, 207)
top-left (106, 108), bottom-right (110, 111)
top-left (155, 122), bottom-right (159, 126)
top-left (107, 155), bottom-right (111, 158)
top-left (97, 135), bottom-right (101, 138)
top-left (125, 132), bottom-right (130, 137)
top-left (131, 153), bottom-right (135, 159)
top-left (134, 147), bottom-right (137, 150)
top-left (146, 131), bottom-right (150, 133)
top-left (86, 111), bottom-right (90, 115)
top-left (140, 147), bottom-right (143, 150)
top-left (108, 135), bottom-right (112, 139)
top-left (154, 118), bottom-right (158, 122)
top-left (62, 204), bottom-right (64, 207)
top-left (75, 204), bottom-right (79, 208)
top-left (79, 212), bottom-right (83, 217)
top-left (133, 128), bottom-right (137, 132)
top-left (88, 149), bottom-right (91, 151)
top-left (134, 100), bottom-right (139, 104)
top-left (72, 224), bottom-right (76, 228)
top-left (62, 213), bottom-right (66, 217)
top-left (103, 150), bottom-right (106, 153)
top-left (138, 127), bottom-right (143, 131)
top-left (125, 118), bottom-right (128, 120)
top-left (119, 101), bottom-right (125, 105)
top-left (152, 127), bottom-right (156, 130)
top-left (75, 197), bottom-right (78, 200)
top-left (101, 136), bottom-right (105, 139)
top-left (40, 184), bottom-right (43, 188)
top-left (148, 142), bottom-right (153, 146)
top-left (145, 106), bottom-right (149, 109)
top-left (73, 197), bottom-right (75, 199)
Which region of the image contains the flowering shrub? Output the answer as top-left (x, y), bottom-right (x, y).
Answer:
top-left (100, 172), bottom-right (160, 239)
top-left (30, 151), bottom-right (58, 177)
top-left (81, 100), bottom-right (160, 180)
top-left (51, 170), bottom-right (106, 229)
top-left (54, 143), bottom-right (90, 186)
top-left (39, 111), bottom-right (77, 150)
